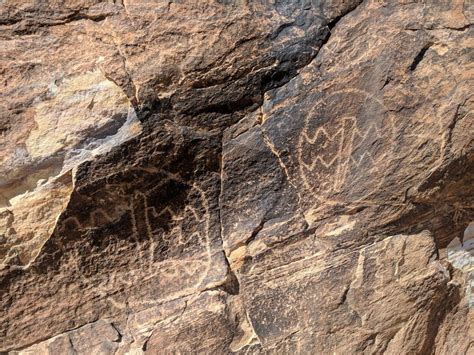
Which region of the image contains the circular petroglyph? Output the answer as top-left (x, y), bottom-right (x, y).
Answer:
top-left (297, 89), bottom-right (395, 203)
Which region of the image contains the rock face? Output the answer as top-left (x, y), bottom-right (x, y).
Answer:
top-left (0, 0), bottom-right (473, 354)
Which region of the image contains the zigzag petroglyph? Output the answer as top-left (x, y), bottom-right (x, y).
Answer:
top-left (297, 89), bottom-right (396, 202)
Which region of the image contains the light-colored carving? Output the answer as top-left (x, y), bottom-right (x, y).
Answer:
top-left (62, 170), bottom-right (214, 311)
top-left (297, 89), bottom-right (396, 202)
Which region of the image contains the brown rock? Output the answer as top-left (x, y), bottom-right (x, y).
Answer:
top-left (0, 0), bottom-right (472, 354)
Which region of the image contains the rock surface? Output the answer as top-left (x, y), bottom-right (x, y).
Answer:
top-left (0, 0), bottom-right (473, 353)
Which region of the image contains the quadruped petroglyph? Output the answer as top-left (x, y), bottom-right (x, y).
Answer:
top-left (57, 168), bottom-right (215, 309)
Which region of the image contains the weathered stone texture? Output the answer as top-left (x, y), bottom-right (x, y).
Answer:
top-left (0, 0), bottom-right (473, 354)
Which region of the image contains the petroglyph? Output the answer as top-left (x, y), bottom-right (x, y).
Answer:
top-left (49, 168), bottom-right (215, 310)
top-left (297, 89), bottom-right (396, 202)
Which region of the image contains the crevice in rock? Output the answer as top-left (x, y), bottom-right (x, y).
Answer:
top-left (65, 12), bottom-right (110, 23)
top-left (445, 98), bottom-right (469, 150)
top-left (381, 75), bottom-right (393, 90)
top-left (245, 218), bottom-right (266, 248)
top-left (104, 34), bottom-right (140, 110)
top-left (405, 24), bottom-right (472, 32)
top-left (337, 285), bottom-right (350, 306)
top-left (0, 16), bottom-right (23, 26)
top-left (68, 335), bottom-right (77, 355)
top-left (268, 21), bottom-right (296, 40)
top-left (409, 43), bottom-right (432, 71)
top-left (8, 9), bottom-right (116, 35)
top-left (110, 322), bottom-right (123, 343)
top-left (203, 267), bottom-right (241, 296)
top-left (192, 96), bottom-right (257, 116)
top-left (221, 268), bottom-right (241, 295)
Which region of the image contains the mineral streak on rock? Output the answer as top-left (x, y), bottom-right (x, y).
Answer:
top-left (0, 0), bottom-right (473, 354)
